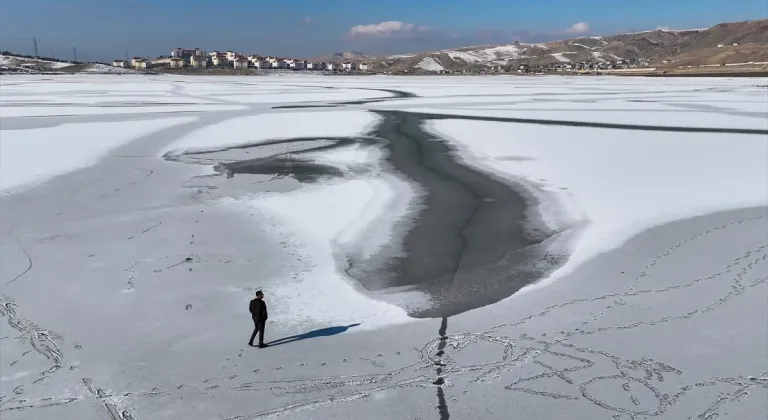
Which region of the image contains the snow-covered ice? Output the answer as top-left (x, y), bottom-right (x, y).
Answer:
top-left (427, 119), bottom-right (768, 287)
top-left (163, 110), bottom-right (380, 155)
top-left (234, 177), bottom-right (419, 329)
top-left (0, 104), bottom-right (246, 117)
top-left (1, 117), bottom-right (196, 194)
top-left (1, 74), bottom-right (766, 420)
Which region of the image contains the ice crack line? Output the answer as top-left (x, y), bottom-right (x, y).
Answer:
top-left (433, 317), bottom-right (451, 420)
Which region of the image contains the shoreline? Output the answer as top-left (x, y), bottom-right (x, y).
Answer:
top-left (5, 67), bottom-right (767, 78)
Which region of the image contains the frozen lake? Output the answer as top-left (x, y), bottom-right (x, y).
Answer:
top-left (1, 74), bottom-right (767, 419)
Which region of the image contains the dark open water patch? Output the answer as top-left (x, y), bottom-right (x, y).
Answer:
top-left (166, 111), bottom-right (566, 318)
top-left (224, 159), bottom-right (344, 183)
top-left (351, 111), bottom-right (567, 318)
top-left (177, 136), bottom-right (386, 183)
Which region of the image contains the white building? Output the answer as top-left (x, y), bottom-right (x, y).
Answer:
top-left (272, 60), bottom-right (288, 69)
top-left (169, 58), bottom-right (184, 69)
top-left (190, 55), bottom-right (207, 68)
top-left (133, 59), bottom-right (148, 70)
top-left (291, 60), bottom-right (306, 70)
top-left (112, 60), bottom-right (129, 68)
top-left (226, 51), bottom-right (238, 61)
top-left (172, 48), bottom-right (204, 59)
top-left (233, 57), bottom-right (249, 69)
top-left (252, 59), bottom-right (271, 69)
top-left (306, 61), bottom-right (322, 70)
top-left (358, 63), bottom-right (369, 71)
top-left (326, 62), bottom-right (338, 71)
top-left (342, 62), bottom-right (355, 71)
top-left (151, 58), bottom-right (173, 67)
top-left (212, 55), bottom-right (229, 67)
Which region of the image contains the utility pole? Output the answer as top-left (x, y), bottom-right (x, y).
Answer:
top-left (73, 46), bottom-right (77, 62)
top-left (33, 37), bottom-right (38, 57)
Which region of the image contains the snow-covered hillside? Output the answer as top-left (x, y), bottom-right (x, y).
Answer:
top-left (372, 19), bottom-right (768, 71)
top-left (0, 54), bottom-right (72, 72)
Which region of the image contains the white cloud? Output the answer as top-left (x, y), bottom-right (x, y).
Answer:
top-left (347, 21), bottom-right (428, 38)
top-left (566, 22), bottom-right (590, 34)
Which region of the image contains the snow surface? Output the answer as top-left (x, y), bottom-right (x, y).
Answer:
top-left (79, 63), bottom-right (138, 74)
top-left (163, 110), bottom-right (380, 155)
top-left (163, 108), bottom-right (415, 327)
top-left (233, 177), bottom-right (418, 329)
top-left (445, 44), bottom-right (523, 64)
top-left (551, 52), bottom-right (575, 62)
top-left (591, 51), bottom-right (622, 61)
top-left (1, 75), bottom-right (767, 420)
top-left (0, 117), bottom-right (196, 194)
top-left (415, 57), bottom-right (445, 72)
top-left (0, 104), bottom-right (246, 117)
top-left (0, 54), bottom-right (72, 69)
top-left (427, 117), bottom-right (768, 288)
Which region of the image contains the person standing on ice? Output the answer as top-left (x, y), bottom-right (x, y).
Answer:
top-left (248, 290), bottom-right (268, 348)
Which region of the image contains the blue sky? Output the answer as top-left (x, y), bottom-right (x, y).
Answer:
top-left (1, 0), bottom-right (765, 61)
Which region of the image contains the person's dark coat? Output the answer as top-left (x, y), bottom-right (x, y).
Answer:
top-left (249, 298), bottom-right (268, 321)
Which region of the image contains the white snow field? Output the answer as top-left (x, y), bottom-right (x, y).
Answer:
top-left (1, 74), bottom-right (767, 420)
top-left (426, 119), bottom-right (768, 289)
top-left (0, 118), bottom-right (197, 194)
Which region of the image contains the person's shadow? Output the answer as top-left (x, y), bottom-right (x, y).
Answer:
top-left (267, 323), bottom-right (361, 347)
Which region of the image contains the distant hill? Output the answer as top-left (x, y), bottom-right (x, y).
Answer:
top-left (0, 52), bottom-right (74, 72)
top-left (309, 51), bottom-right (374, 63)
top-left (0, 53), bottom-right (137, 74)
top-left (337, 19), bottom-right (768, 72)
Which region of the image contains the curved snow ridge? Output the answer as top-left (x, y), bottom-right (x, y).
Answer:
top-left (243, 176), bottom-right (422, 330)
top-left (161, 110), bottom-right (382, 157)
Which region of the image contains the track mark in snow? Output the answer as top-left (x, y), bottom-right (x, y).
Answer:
top-left (99, 167), bottom-right (155, 199)
top-left (5, 237), bottom-right (32, 285)
top-left (124, 254), bottom-right (202, 290)
top-left (0, 295), bottom-right (64, 388)
top-left (0, 396), bottom-right (80, 414)
top-left (197, 213), bottom-right (766, 419)
top-left (141, 221), bottom-right (162, 234)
